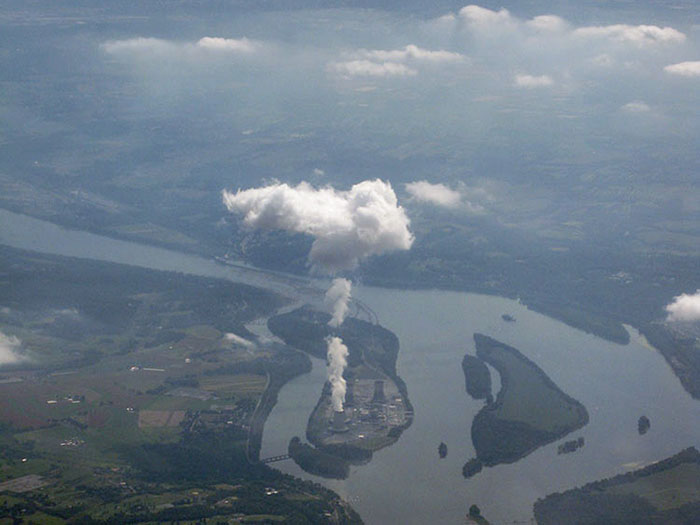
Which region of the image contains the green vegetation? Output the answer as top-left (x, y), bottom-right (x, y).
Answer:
top-left (288, 438), bottom-right (350, 480)
top-left (638, 415), bottom-right (651, 436)
top-left (0, 247), bottom-right (360, 523)
top-left (462, 354), bottom-right (492, 401)
top-left (534, 447), bottom-right (700, 524)
top-left (463, 334), bottom-right (588, 474)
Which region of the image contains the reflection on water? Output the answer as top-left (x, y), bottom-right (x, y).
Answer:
top-left (1, 208), bottom-right (698, 524)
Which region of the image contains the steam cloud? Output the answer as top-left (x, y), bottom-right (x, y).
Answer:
top-left (0, 331), bottom-right (24, 366)
top-left (222, 179), bottom-right (413, 273)
top-left (325, 278), bottom-right (352, 328)
top-left (324, 278), bottom-right (353, 411)
top-left (224, 332), bottom-right (256, 349)
top-left (666, 290), bottom-right (700, 322)
top-left (223, 180), bottom-right (413, 414)
top-left (326, 336), bottom-right (349, 412)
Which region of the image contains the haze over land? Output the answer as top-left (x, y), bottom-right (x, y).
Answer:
top-left (0, 1), bottom-right (699, 523)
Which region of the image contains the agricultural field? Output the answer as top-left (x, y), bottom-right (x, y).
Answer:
top-left (0, 246), bottom-right (358, 523)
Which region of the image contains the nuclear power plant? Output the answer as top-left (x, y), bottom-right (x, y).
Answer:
top-left (331, 409), bottom-right (349, 433)
top-left (371, 380), bottom-right (385, 404)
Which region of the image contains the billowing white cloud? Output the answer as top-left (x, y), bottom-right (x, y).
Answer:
top-left (0, 331), bottom-right (25, 366)
top-left (573, 24), bottom-right (685, 47)
top-left (459, 5), bottom-right (514, 28)
top-left (514, 74), bottom-right (554, 88)
top-left (664, 61), bottom-right (700, 77)
top-left (526, 15), bottom-right (569, 33)
top-left (102, 36), bottom-right (260, 59)
top-left (196, 37), bottom-right (256, 53)
top-left (405, 181), bottom-right (489, 213)
top-left (326, 336), bottom-right (349, 412)
top-left (360, 44), bottom-right (463, 63)
top-left (325, 278), bottom-right (352, 328)
top-left (406, 181), bottom-right (462, 208)
top-left (666, 290), bottom-right (700, 322)
top-left (329, 60), bottom-right (417, 77)
top-left (621, 101), bottom-right (651, 112)
top-left (440, 5), bottom-right (686, 52)
top-left (222, 179), bottom-right (414, 273)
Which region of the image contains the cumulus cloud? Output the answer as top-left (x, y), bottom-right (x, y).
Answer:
top-left (328, 59), bottom-right (417, 77)
top-left (326, 336), bottom-right (349, 412)
top-left (222, 179), bottom-right (414, 273)
top-left (572, 24), bottom-right (685, 47)
top-left (325, 278), bottom-right (352, 328)
top-left (360, 44), bottom-right (463, 63)
top-left (196, 37), bottom-right (256, 53)
top-left (102, 36), bottom-right (260, 59)
top-left (406, 181), bottom-right (462, 208)
top-left (664, 61), bottom-right (700, 77)
top-left (514, 74), bottom-right (554, 88)
top-left (459, 5), bottom-right (514, 28)
top-left (0, 332), bottom-right (25, 366)
top-left (666, 290), bottom-right (700, 322)
top-left (526, 15), bottom-right (569, 33)
top-left (621, 101), bottom-right (651, 112)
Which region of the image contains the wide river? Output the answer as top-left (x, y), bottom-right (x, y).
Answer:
top-left (1, 208), bottom-right (698, 524)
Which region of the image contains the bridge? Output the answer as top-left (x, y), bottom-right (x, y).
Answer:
top-left (260, 454), bottom-right (291, 464)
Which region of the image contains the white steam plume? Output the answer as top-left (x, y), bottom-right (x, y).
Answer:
top-left (326, 336), bottom-right (349, 412)
top-left (0, 331), bottom-right (25, 366)
top-left (222, 179), bottom-right (413, 273)
top-left (666, 290), bottom-right (700, 322)
top-left (325, 278), bottom-right (352, 328)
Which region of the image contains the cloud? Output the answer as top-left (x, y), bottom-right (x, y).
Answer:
top-left (224, 332), bottom-right (256, 349)
top-left (326, 336), bottom-right (349, 412)
top-left (621, 101), bottom-right (651, 112)
top-left (664, 61), bottom-right (700, 77)
top-left (102, 36), bottom-right (260, 59)
top-left (572, 24), bottom-right (685, 47)
top-left (325, 278), bottom-right (352, 328)
top-left (406, 181), bottom-right (462, 208)
top-left (328, 59), bottom-right (417, 77)
top-left (459, 5), bottom-right (514, 28)
top-left (666, 290), bottom-right (700, 322)
top-left (526, 15), bottom-right (569, 33)
top-left (0, 331), bottom-right (25, 366)
top-left (514, 74), bottom-right (554, 88)
top-left (196, 37), bottom-right (256, 53)
top-left (222, 179), bottom-right (414, 273)
top-left (360, 44), bottom-right (464, 63)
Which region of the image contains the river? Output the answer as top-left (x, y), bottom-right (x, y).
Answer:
top-left (1, 208), bottom-right (698, 524)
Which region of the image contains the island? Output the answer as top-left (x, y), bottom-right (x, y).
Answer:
top-left (534, 447), bottom-right (700, 524)
top-left (463, 334), bottom-right (589, 476)
top-left (638, 415), bottom-right (651, 435)
top-left (462, 354), bottom-right (492, 401)
top-left (268, 306), bottom-right (413, 477)
top-left (558, 437), bottom-right (585, 455)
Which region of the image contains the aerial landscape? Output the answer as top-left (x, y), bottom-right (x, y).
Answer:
top-left (0, 1), bottom-right (699, 523)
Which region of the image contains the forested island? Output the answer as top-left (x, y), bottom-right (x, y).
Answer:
top-left (462, 354), bottom-right (492, 401)
top-left (463, 334), bottom-right (589, 476)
